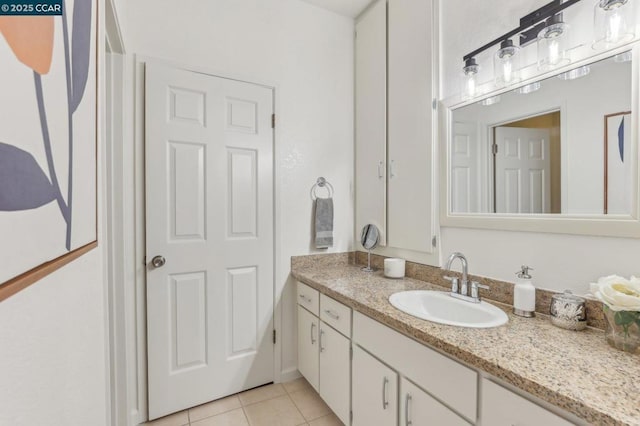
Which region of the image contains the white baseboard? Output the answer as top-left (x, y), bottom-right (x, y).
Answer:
top-left (278, 368), bottom-right (301, 383)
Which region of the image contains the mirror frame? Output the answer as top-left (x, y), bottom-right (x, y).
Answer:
top-left (440, 43), bottom-right (640, 238)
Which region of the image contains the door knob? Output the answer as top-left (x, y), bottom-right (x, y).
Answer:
top-left (151, 255), bottom-right (166, 268)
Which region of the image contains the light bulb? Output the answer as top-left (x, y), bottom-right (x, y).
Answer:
top-left (466, 75), bottom-right (477, 97)
top-left (462, 58), bottom-right (479, 99)
top-left (503, 61), bottom-right (513, 83)
top-left (548, 38), bottom-right (560, 65)
top-left (607, 9), bottom-right (623, 42)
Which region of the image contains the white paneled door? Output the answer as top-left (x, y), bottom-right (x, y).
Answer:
top-left (494, 126), bottom-right (551, 214)
top-left (145, 63), bottom-right (274, 420)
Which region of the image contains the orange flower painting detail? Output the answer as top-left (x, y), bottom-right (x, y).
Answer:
top-left (0, 16), bottom-right (54, 75)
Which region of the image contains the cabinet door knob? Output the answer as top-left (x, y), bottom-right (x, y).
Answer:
top-left (389, 160), bottom-right (397, 178)
top-left (310, 322), bottom-right (316, 345)
top-left (319, 329), bottom-right (325, 352)
top-left (378, 161), bottom-right (385, 178)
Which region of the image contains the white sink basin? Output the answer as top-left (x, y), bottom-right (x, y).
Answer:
top-left (389, 290), bottom-right (508, 328)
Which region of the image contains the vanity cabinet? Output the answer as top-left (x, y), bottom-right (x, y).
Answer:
top-left (355, 0), bottom-right (436, 254)
top-left (296, 282), bottom-right (351, 425)
top-left (481, 379), bottom-right (574, 426)
top-left (297, 281), bottom-right (578, 426)
top-left (352, 345), bottom-right (398, 426)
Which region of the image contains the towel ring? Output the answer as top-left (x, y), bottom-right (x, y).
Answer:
top-left (310, 177), bottom-right (334, 200)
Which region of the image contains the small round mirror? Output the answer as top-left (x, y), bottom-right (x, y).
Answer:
top-left (360, 224), bottom-right (380, 250)
top-left (360, 224), bottom-right (379, 272)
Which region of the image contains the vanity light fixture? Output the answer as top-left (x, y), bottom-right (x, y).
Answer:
top-left (494, 39), bottom-right (521, 86)
top-left (537, 14), bottom-right (572, 70)
top-left (514, 82), bottom-right (542, 94)
top-left (463, 58), bottom-right (480, 99)
top-left (557, 64), bottom-right (591, 79)
top-left (461, 0), bottom-right (581, 98)
top-left (593, 0), bottom-right (636, 50)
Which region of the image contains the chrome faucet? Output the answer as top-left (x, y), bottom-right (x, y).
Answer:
top-left (443, 252), bottom-right (489, 303)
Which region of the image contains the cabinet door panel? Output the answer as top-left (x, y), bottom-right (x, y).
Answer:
top-left (352, 345), bottom-right (398, 426)
top-left (400, 378), bottom-right (470, 426)
top-left (319, 323), bottom-right (350, 425)
top-left (387, 0), bottom-right (434, 253)
top-left (355, 0), bottom-right (387, 245)
top-left (481, 379), bottom-right (574, 426)
top-left (297, 306), bottom-right (319, 391)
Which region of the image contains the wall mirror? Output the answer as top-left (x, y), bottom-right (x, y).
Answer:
top-left (441, 46), bottom-right (640, 238)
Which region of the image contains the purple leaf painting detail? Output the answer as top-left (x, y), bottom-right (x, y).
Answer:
top-left (69, 0), bottom-right (92, 113)
top-left (0, 142), bottom-right (56, 211)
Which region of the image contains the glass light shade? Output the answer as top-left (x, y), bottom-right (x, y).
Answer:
top-left (514, 82), bottom-right (542, 94)
top-left (494, 39), bottom-right (521, 87)
top-left (593, 0), bottom-right (636, 50)
top-left (537, 19), bottom-right (571, 71)
top-left (614, 50), bottom-right (633, 62)
top-left (481, 95), bottom-right (501, 106)
top-left (557, 65), bottom-right (591, 80)
top-left (462, 59), bottom-right (480, 99)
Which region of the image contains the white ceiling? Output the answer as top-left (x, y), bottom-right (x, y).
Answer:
top-left (298, 0), bottom-right (374, 18)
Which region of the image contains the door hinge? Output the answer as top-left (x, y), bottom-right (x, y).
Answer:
top-left (271, 114), bottom-right (275, 129)
top-left (143, 256), bottom-right (147, 266)
top-left (492, 143), bottom-right (498, 155)
top-left (432, 98), bottom-right (437, 110)
top-left (273, 329), bottom-right (276, 344)
top-left (350, 345), bottom-right (353, 360)
top-left (350, 411), bottom-right (353, 423)
top-left (432, 235), bottom-right (437, 247)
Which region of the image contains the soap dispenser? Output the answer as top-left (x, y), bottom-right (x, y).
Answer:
top-left (513, 265), bottom-right (535, 317)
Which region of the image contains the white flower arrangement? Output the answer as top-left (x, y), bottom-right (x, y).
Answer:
top-left (590, 275), bottom-right (640, 312)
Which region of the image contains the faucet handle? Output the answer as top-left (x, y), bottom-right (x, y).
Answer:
top-left (470, 281), bottom-right (490, 299)
top-left (444, 276), bottom-right (459, 293)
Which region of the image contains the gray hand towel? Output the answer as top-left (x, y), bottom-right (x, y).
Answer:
top-left (314, 197), bottom-right (334, 249)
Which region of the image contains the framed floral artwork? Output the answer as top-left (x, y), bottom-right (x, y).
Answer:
top-left (0, 0), bottom-right (98, 301)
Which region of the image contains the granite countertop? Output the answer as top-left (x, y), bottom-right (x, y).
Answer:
top-left (291, 255), bottom-right (640, 426)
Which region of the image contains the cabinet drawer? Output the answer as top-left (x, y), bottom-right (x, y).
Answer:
top-left (297, 281), bottom-right (319, 316)
top-left (353, 311), bottom-right (477, 422)
top-left (320, 294), bottom-right (352, 337)
top-left (481, 379), bottom-right (574, 426)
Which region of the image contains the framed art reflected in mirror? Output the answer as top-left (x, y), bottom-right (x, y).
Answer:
top-left (605, 111), bottom-right (632, 214)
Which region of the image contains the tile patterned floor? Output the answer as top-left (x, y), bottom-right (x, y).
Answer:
top-left (143, 378), bottom-right (344, 426)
